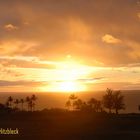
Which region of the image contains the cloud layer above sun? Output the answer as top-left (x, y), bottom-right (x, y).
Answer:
top-left (0, 0), bottom-right (140, 91)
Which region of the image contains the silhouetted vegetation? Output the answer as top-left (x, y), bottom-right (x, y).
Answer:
top-left (103, 88), bottom-right (125, 114)
top-left (0, 94), bottom-right (38, 113)
top-left (20, 98), bottom-right (24, 111)
top-left (65, 88), bottom-right (125, 114)
top-left (0, 88), bottom-right (125, 114)
top-left (113, 90), bottom-right (125, 114)
top-left (66, 94), bottom-right (78, 110)
top-left (88, 98), bottom-right (103, 112)
top-left (7, 96), bottom-right (13, 108)
top-left (103, 88), bottom-right (114, 113)
top-left (0, 89), bottom-right (140, 140)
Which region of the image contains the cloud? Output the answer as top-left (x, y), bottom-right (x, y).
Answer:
top-left (53, 77), bottom-right (105, 83)
top-left (0, 0), bottom-right (139, 67)
top-left (0, 0), bottom-right (139, 91)
top-left (76, 77), bottom-right (105, 83)
top-left (4, 24), bottom-right (18, 31)
top-left (0, 40), bottom-right (38, 56)
top-left (102, 34), bottom-right (121, 44)
top-left (0, 80), bottom-right (44, 87)
top-left (89, 82), bottom-right (140, 90)
top-left (0, 56), bottom-right (57, 69)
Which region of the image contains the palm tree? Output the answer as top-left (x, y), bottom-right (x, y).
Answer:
top-left (14, 99), bottom-right (20, 109)
top-left (113, 90), bottom-right (125, 114)
top-left (102, 88), bottom-right (114, 113)
top-left (28, 100), bottom-right (35, 112)
top-left (31, 94), bottom-right (37, 111)
top-left (31, 94), bottom-right (37, 101)
top-left (20, 99), bottom-right (24, 111)
top-left (7, 96), bottom-right (13, 108)
top-left (69, 94), bottom-right (77, 110)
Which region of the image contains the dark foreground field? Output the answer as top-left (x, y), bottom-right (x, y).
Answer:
top-left (0, 111), bottom-right (140, 140)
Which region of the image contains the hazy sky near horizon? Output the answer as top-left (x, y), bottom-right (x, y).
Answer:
top-left (0, 0), bottom-right (140, 92)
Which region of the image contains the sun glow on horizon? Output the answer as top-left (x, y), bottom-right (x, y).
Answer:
top-left (40, 80), bottom-right (86, 92)
top-left (38, 57), bottom-right (94, 92)
top-left (58, 81), bottom-right (85, 92)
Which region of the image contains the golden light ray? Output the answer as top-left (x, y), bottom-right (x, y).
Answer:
top-left (40, 80), bottom-right (86, 92)
top-left (39, 56), bottom-right (92, 92)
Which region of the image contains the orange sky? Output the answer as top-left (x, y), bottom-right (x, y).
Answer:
top-left (0, 0), bottom-right (140, 92)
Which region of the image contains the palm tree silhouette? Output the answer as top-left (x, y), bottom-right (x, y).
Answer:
top-left (69, 94), bottom-right (77, 110)
top-left (31, 94), bottom-right (37, 111)
top-left (14, 99), bottom-right (20, 109)
top-left (28, 100), bottom-right (35, 112)
top-left (7, 96), bottom-right (13, 108)
top-left (20, 99), bottom-right (24, 111)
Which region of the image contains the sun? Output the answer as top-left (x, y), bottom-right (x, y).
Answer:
top-left (39, 56), bottom-right (94, 92)
top-left (57, 81), bottom-right (86, 92)
top-left (40, 80), bottom-right (86, 92)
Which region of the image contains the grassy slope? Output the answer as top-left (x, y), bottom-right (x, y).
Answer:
top-left (0, 112), bottom-right (140, 140)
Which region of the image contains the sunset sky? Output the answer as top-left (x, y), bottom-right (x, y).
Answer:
top-left (0, 0), bottom-right (140, 92)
